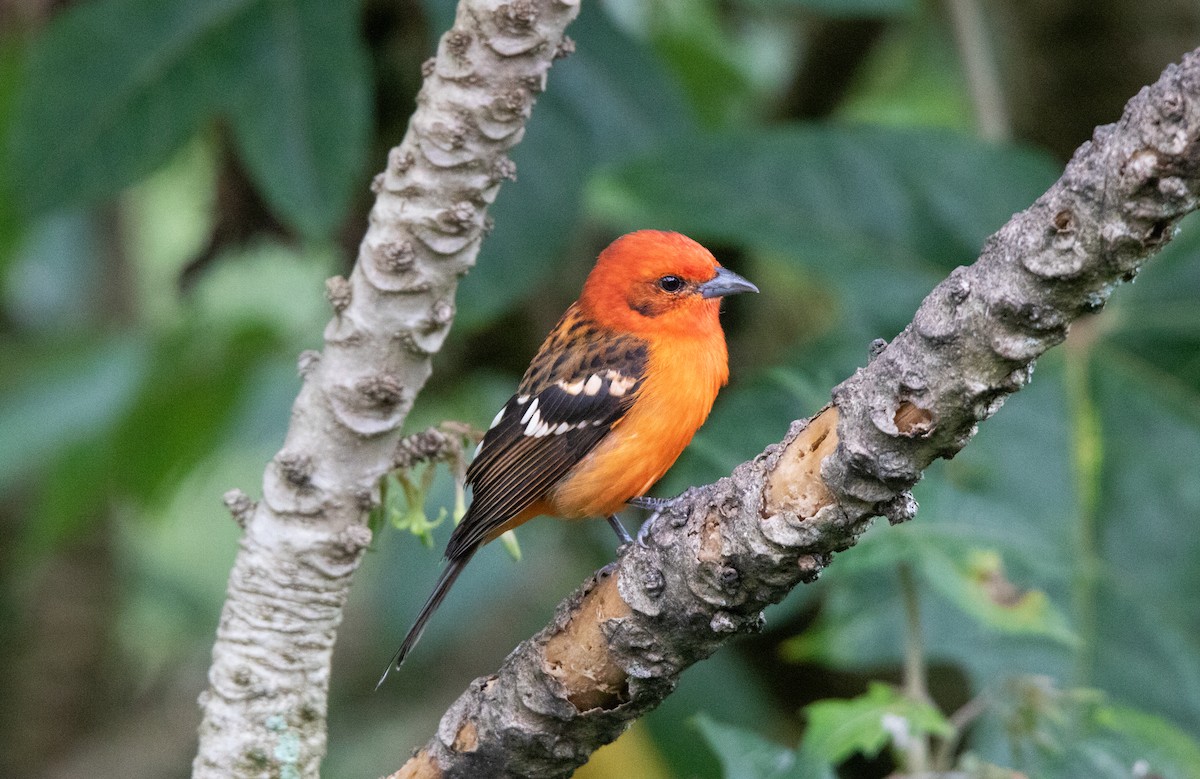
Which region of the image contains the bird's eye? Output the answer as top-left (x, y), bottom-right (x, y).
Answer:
top-left (658, 275), bottom-right (685, 293)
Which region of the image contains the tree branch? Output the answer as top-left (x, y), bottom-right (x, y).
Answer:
top-left (391, 47), bottom-right (1200, 779)
top-left (191, 2), bottom-right (580, 776)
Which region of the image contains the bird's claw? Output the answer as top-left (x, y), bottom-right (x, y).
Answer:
top-left (635, 512), bottom-right (661, 547)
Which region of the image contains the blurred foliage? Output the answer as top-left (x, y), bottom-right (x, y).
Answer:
top-left (802, 682), bottom-right (953, 765)
top-left (2, 0), bottom-right (1199, 777)
top-left (694, 713), bottom-right (835, 779)
top-left (6, 0), bottom-right (371, 238)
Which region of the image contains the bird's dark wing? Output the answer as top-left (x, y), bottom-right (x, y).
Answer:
top-left (445, 309), bottom-right (648, 559)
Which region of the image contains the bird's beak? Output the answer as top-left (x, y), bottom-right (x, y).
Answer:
top-left (699, 267), bottom-right (759, 299)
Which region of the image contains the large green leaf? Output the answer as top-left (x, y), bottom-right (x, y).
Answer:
top-left (782, 525), bottom-right (1076, 667)
top-left (7, 0), bottom-right (369, 237)
top-left (16, 320), bottom-right (285, 551)
top-left (222, 0), bottom-right (370, 237)
top-left (8, 0), bottom-right (234, 212)
top-left (646, 652), bottom-right (785, 779)
top-left (835, 8), bottom-right (971, 129)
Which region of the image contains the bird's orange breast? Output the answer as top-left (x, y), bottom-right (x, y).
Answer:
top-left (546, 333), bottom-right (728, 518)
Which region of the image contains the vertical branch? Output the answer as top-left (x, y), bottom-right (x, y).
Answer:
top-left (192, 2), bottom-right (581, 776)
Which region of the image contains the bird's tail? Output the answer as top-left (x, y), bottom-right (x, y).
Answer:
top-left (376, 548), bottom-right (477, 690)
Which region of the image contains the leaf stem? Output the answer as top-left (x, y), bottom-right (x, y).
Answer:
top-left (1065, 339), bottom-right (1103, 687)
top-left (898, 561), bottom-right (931, 774)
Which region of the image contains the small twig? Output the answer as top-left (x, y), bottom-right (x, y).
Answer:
top-left (392, 424), bottom-right (477, 472)
top-left (933, 692), bottom-right (990, 770)
top-left (944, 0), bottom-right (1011, 142)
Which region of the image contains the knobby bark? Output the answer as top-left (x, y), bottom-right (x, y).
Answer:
top-left (391, 48), bottom-right (1200, 778)
top-left (191, 2), bottom-right (581, 776)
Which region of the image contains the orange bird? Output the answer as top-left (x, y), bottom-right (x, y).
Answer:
top-left (379, 230), bottom-right (757, 684)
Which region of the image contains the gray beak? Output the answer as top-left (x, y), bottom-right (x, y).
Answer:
top-left (699, 266), bottom-right (759, 299)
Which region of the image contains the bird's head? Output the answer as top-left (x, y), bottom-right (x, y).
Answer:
top-left (579, 230), bottom-right (758, 339)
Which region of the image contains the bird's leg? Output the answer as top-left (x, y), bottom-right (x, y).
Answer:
top-left (606, 514), bottom-right (633, 546)
top-left (628, 495), bottom-right (684, 546)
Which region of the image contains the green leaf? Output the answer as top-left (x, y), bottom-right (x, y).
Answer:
top-left (781, 524), bottom-right (1076, 662)
top-left (387, 469), bottom-right (446, 548)
top-left (1089, 704), bottom-right (1200, 779)
top-left (8, 0), bottom-right (370, 237)
top-left (694, 714), bottom-right (834, 779)
top-left (916, 543), bottom-right (1076, 645)
top-left (110, 322), bottom-right (283, 503)
top-left (9, 0), bottom-right (244, 212)
top-left (802, 682), bottom-right (953, 764)
top-left (223, 0), bottom-right (371, 237)
top-left (645, 651), bottom-right (788, 779)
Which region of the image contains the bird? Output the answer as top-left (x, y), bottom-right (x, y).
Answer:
top-left (377, 230), bottom-right (757, 687)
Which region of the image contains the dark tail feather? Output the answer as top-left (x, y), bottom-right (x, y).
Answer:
top-left (376, 549), bottom-right (477, 690)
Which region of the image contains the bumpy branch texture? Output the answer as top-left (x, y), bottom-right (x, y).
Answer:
top-left (192, 2), bottom-right (580, 777)
top-left (391, 48), bottom-right (1200, 779)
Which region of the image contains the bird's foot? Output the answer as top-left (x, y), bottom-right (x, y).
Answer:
top-left (628, 494), bottom-right (685, 547)
top-left (627, 495), bottom-right (675, 512)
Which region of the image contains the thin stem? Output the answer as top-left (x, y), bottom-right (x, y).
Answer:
top-left (932, 692), bottom-right (988, 770)
top-left (1065, 336), bottom-right (1103, 687)
top-left (944, 0), bottom-right (1011, 142)
top-left (898, 562), bottom-right (931, 774)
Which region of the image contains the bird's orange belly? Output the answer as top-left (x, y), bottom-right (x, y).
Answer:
top-left (547, 431), bottom-right (684, 517)
top-left (546, 373), bottom-right (717, 518)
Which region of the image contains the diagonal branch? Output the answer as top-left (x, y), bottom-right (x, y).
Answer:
top-left (391, 47), bottom-right (1200, 779)
top-left (191, 2), bottom-right (581, 776)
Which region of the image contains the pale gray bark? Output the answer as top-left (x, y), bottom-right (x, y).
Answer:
top-left (191, 2), bottom-right (581, 776)
top-left (392, 48), bottom-right (1200, 778)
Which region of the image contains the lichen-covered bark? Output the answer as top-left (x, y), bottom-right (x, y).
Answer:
top-left (392, 48), bottom-right (1200, 779)
top-left (192, 2), bottom-right (581, 776)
